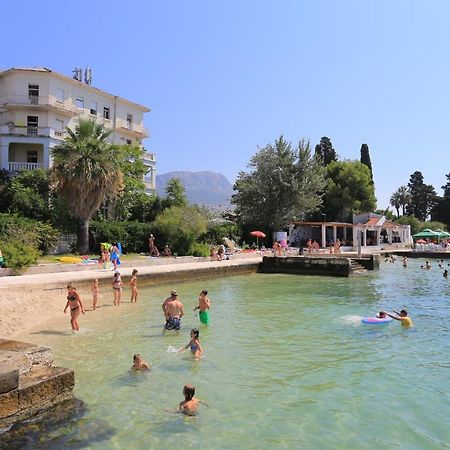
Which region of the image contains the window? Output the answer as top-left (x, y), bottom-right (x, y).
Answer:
top-left (28, 84), bottom-right (39, 104)
top-left (126, 113), bottom-right (133, 129)
top-left (90, 101), bottom-right (97, 115)
top-left (103, 106), bottom-right (110, 120)
top-left (27, 116), bottom-right (38, 135)
top-left (126, 139), bottom-right (132, 145)
top-left (55, 119), bottom-right (64, 131)
top-left (76, 96), bottom-right (84, 109)
top-left (27, 151), bottom-right (38, 164)
top-left (144, 166), bottom-right (153, 183)
top-left (55, 88), bottom-right (65, 103)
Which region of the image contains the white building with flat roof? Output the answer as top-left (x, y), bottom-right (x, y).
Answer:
top-left (0, 67), bottom-right (156, 191)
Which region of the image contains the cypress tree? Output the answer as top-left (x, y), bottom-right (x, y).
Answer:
top-left (360, 143), bottom-right (373, 184)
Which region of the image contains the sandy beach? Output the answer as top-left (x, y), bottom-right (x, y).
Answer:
top-left (0, 255), bottom-right (262, 339)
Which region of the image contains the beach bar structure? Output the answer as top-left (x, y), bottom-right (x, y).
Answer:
top-left (288, 213), bottom-right (412, 251)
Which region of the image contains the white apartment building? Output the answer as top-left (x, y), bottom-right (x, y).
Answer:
top-left (0, 67), bottom-right (156, 191)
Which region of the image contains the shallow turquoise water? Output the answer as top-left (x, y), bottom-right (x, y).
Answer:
top-left (16, 260), bottom-right (450, 449)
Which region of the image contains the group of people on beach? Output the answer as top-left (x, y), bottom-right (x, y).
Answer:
top-left (63, 272), bottom-right (211, 415)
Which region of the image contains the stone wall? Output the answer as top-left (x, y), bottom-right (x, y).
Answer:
top-left (260, 256), bottom-right (352, 277)
top-left (0, 340), bottom-right (74, 433)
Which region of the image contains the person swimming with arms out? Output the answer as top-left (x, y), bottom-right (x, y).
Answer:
top-left (193, 289), bottom-right (211, 325)
top-left (178, 329), bottom-right (203, 360)
top-left (64, 283), bottom-right (85, 331)
top-left (383, 309), bottom-right (413, 327)
top-left (131, 353), bottom-right (150, 371)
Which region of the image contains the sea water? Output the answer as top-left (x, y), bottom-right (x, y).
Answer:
top-left (11, 260), bottom-right (450, 449)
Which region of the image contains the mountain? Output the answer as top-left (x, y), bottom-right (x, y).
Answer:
top-left (156, 171), bottom-right (234, 207)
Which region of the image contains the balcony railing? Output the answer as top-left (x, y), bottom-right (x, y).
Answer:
top-left (116, 118), bottom-right (149, 137)
top-left (0, 95), bottom-right (77, 114)
top-left (8, 162), bottom-right (46, 171)
top-left (1, 125), bottom-right (67, 139)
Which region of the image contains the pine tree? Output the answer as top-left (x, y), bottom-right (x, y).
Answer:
top-left (315, 137), bottom-right (338, 166)
top-left (406, 171), bottom-right (437, 221)
top-left (360, 143), bottom-right (373, 184)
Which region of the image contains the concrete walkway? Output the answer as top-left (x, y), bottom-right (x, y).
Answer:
top-left (0, 256), bottom-right (263, 290)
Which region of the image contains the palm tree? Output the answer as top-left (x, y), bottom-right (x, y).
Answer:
top-left (51, 119), bottom-right (124, 253)
top-left (397, 185), bottom-right (411, 215)
top-left (390, 191), bottom-right (401, 218)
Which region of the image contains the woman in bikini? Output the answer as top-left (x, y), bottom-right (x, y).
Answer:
top-left (130, 269), bottom-right (139, 303)
top-left (178, 329), bottom-right (203, 360)
top-left (64, 283), bottom-right (85, 331)
top-left (112, 272), bottom-right (123, 305)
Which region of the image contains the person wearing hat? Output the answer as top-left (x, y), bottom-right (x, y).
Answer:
top-left (162, 290), bottom-right (184, 332)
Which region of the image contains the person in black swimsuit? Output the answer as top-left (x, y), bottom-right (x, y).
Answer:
top-left (64, 283), bottom-right (85, 331)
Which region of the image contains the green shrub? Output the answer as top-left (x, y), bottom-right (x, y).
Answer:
top-left (89, 220), bottom-right (153, 254)
top-left (0, 239), bottom-right (40, 273)
top-left (0, 213), bottom-right (59, 254)
top-left (188, 242), bottom-right (210, 257)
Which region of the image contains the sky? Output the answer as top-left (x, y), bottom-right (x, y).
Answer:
top-left (2, 0), bottom-right (450, 209)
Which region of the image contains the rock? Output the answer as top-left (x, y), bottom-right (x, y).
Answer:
top-left (0, 367), bottom-right (19, 394)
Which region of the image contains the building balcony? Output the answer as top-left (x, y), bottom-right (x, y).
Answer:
top-left (8, 161), bottom-right (46, 171)
top-left (0, 95), bottom-right (77, 116)
top-left (116, 118), bottom-right (149, 138)
top-left (143, 150), bottom-right (156, 163)
top-left (0, 124), bottom-right (66, 139)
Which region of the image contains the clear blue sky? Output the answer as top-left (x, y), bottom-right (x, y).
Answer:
top-left (3, 0), bottom-right (450, 209)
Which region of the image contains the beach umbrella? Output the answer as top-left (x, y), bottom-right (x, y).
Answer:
top-left (435, 229), bottom-right (450, 238)
top-left (250, 230), bottom-right (266, 248)
top-left (412, 229), bottom-right (440, 239)
top-left (416, 239), bottom-right (427, 244)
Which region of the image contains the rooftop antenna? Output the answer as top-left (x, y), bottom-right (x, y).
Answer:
top-left (84, 67), bottom-right (92, 85)
top-left (72, 67), bottom-right (82, 81)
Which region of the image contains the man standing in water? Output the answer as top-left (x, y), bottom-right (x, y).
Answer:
top-left (193, 290), bottom-right (211, 325)
top-left (162, 290), bottom-right (184, 332)
top-left (384, 309), bottom-right (413, 327)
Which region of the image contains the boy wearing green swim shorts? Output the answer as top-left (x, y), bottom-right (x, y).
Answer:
top-left (193, 290), bottom-right (211, 325)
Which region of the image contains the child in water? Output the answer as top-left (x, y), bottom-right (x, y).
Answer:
top-left (178, 329), bottom-right (203, 360)
top-left (130, 269), bottom-right (139, 303)
top-left (92, 279), bottom-right (99, 310)
top-left (131, 353), bottom-right (150, 370)
top-left (179, 384), bottom-right (207, 416)
top-left (112, 272), bottom-right (123, 306)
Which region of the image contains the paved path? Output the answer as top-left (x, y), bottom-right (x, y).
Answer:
top-left (0, 256), bottom-right (263, 289)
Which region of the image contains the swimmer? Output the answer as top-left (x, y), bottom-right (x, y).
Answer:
top-left (130, 269), bottom-right (139, 303)
top-left (131, 353), bottom-right (150, 370)
top-left (92, 278), bottom-right (99, 310)
top-left (193, 290), bottom-right (211, 325)
top-left (383, 309), bottom-right (413, 327)
top-left (425, 261), bottom-right (431, 270)
top-left (178, 384), bottom-right (208, 416)
top-left (162, 290), bottom-right (184, 332)
top-left (444, 270), bottom-right (448, 278)
top-left (179, 329), bottom-right (203, 360)
top-left (376, 311), bottom-right (387, 319)
top-left (64, 283), bottom-right (85, 331)
top-left (402, 256), bottom-right (408, 267)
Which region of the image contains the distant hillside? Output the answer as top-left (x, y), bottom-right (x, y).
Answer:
top-left (156, 171), bottom-right (234, 207)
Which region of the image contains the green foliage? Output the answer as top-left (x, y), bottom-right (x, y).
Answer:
top-left (164, 178), bottom-right (188, 208)
top-left (200, 222), bottom-right (240, 244)
top-left (322, 160), bottom-right (376, 222)
top-left (127, 192), bottom-right (165, 223)
top-left (431, 173), bottom-right (450, 227)
top-left (232, 136), bottom-right (325, 230)
top-left (314, 136), bottom-right (338, 166)
top-left (406, 171), bottom-right (437, 221)
top-left (0, 239), bottom-right (40, 273)
top-left (422, 221), bottom-right (448, 232)
top-left (374, 208), bottom-right (396, 221)
top-left (154, 206), bottom-right (207, 256)
top-left (360, 143), bottom-right (373, 184)
top-left (189, 242), bottom-right (211, 257)
top-left (89, 220), bottom-right (153, 254)
top-left (0, 213), bottom-right (59, 254)
top-left (395, 215), bottom-right (421, 235)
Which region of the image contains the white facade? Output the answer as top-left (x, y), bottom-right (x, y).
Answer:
top-left (0, 67), bottom-right (156, 191)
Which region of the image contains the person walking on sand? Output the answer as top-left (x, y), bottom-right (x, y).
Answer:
top-left (193, 290), bottom-right (211, 325)
top-left (91, 279), bottom-right (99, 310)
top-left (162, 290), bottom-right (184, 332)
top-left (148, 234), bottom-right (156, 255)
top-left (112, 272), bottom-right (123, 306)
top-left (64, 283), bottom-right (85, 331)
top-left (130, 269), bottom-right (139, 303)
